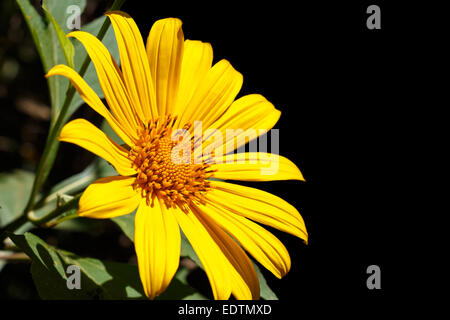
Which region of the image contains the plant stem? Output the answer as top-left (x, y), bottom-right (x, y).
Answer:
top-left (28, 193), bottom-right (81, 226)
top-left (0, 0), bottom-right (125, 242)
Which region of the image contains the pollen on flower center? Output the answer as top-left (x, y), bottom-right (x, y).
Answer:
top-left (128, 115), bottom-right (214, 211)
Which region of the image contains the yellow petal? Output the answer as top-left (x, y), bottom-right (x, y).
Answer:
top-left (106, 11), bottom-right (157, 122)
top-left (173, 40), bottom-right (213, 120)
top-left (208, 180), bottom-right (308, 243)
top-left (134, 198), bottom-right (181, 299)
top-left (68, 31), bottom-right (141, 135)
top-left (59, 119), bottom-right (136, 176)
top-left (203, 94), bottom-right (280, 155)
top-left (173, 207), bottom-right (232, 300)
top-left (146, 18), bottom-right (184, 116)
top-left (179, 59), bottom-right (243, 129)
top-left (78, 176), bottom-right (139, 218)
top-left (46, 64), bottom-right (135, 146)
top-left (192, 204), bottom-right (260, 300)
top-left (201, 199), bottom-right (291, 279)
top-left (210, 152), bottom-right (305, 181)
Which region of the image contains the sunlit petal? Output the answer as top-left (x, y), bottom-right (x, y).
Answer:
top-left (179, 59), bottom-right (243, 128)
top-left (210, 152), bottom-right (305, 181)
top-left (173, 207), bottom-right (232, 299)
top-left (208, 180), bottom-right (308, 243)
top-left (46, 64), bottom-right (135, 146)
top-left (107, 11), bottom-right (157, 122)
top-left (134, 198), bottom-right (181, 299)
top-left (78, 176), bottom-right (140, 218)
top-left (59, 119), bottom-right (136, 176)
top-left (146, 18), bottom-right (184, 116)
top-left (69, 30), bottom-right (142, 135)
top-left (192, 204), bottom-right (260, 299)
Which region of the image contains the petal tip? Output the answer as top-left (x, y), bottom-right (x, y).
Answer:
top-left (66, 31), bottom-right (78, 38)
top-left (105, 10), bottom-right (129, 18)
top-left (297, 171), bottom-right (306, 182)
top-left (154, 17), bottom-right (183, 28)
top-left (45, 64), bottom-right (67, 78)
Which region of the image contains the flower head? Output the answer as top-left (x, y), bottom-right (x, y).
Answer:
top-left (47, 11), bottom-right (308, 300)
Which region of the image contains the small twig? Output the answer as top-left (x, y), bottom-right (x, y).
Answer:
top-left (0, 250), bottom-right (30, 261)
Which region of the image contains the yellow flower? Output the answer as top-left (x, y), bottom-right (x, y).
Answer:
top-left (47, 11), bottom-right (308, 300)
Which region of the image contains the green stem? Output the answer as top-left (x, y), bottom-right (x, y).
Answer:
top-left (0, 0), bottom-right (125, 242)
top-left (0, 194), bottom-right (81, 246)
top-left (28, 194), bottom-right (81, 226)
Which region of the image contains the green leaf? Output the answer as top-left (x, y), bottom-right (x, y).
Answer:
top-left (28, 193), bottom-right (81, 228)
top-left (172, 268), bottom-right (207, 300)
top-left (33, 119), bottom-right (120, 218)
top-left (15, 0), bottom-right (119, 125)
top-left (0, 170), bottom-right (35, 227)
top-left (29, 119), bottom-right (121, 227)
top-left (180, 230), bottom-right (201, 267)
top-left (156, 276), bottom-right (198, 300)
top-left (9, 232), bottom-right (146, 299)
top-left (16, 0), bottom-right (82, 125)
top-left (42, 6), bottom-right (75, 69)
top-left (34, 162), bottom-right (97, 211)
top-left (111, 211), bottom-right (135, 241)
top-left (10, 232), bottom-right (199, 300)
top-left (253, 263), bottom-right (278, 300)
top-left (13, 0), bottom-right (122, 218)
top-left (100, 117), bottom-right (123, 145)
top-left (60, 253), bottom-right (145, 299)
top-left (9, 232), bottom-right (88, 299)
top-left (33, 156), bottom-right (116, 216)
top-left (182, 292), bottom-right (208, 300)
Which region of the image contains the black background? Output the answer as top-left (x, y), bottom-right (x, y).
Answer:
top-left (1, 0), bottom-right (428, 314)
top-left (120, 0), bottom-right (403, 306)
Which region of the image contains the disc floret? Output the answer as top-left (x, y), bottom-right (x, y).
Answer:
top-left (128, 115), bottom-right (214, 211)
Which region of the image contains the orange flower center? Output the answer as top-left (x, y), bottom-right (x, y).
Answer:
top-left (128, 115), bottom-right (213, 211)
